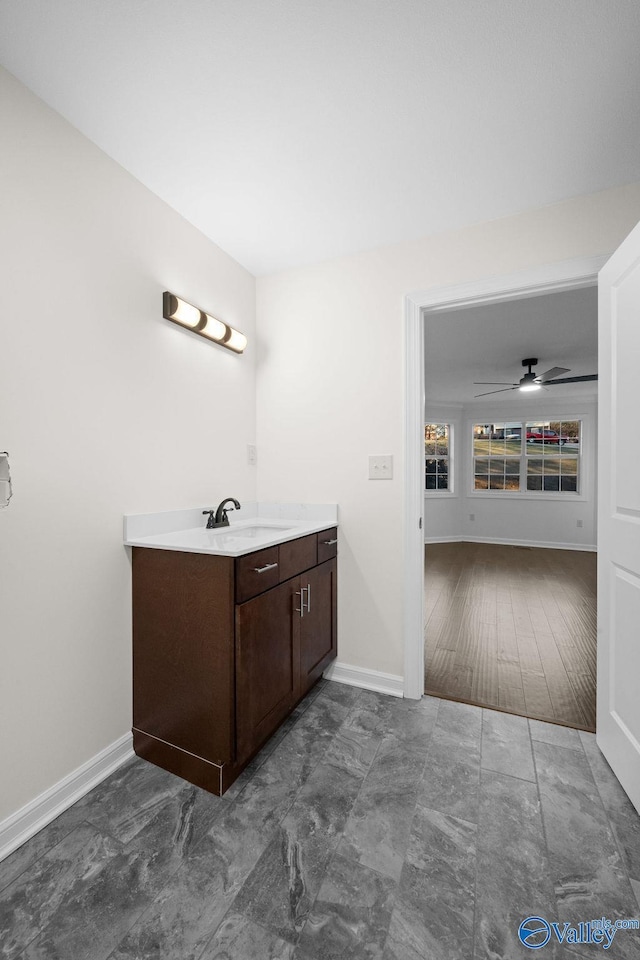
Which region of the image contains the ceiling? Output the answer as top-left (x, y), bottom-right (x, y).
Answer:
top-left (1, 1), bottom-right (640, 275)
top-left (424, 285), bottom-right (598, 404)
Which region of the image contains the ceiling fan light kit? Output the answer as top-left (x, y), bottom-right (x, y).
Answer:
top-left (473, 357), bottom-right (597, 398)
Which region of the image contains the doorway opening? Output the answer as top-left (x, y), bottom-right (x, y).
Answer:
top-left (402, 256), bottom-right (607, 731)
top-left (423, 286), bottom-right (597, 730)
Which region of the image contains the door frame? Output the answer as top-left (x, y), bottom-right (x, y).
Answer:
top-left (403, 254), bottom-right (608, 700)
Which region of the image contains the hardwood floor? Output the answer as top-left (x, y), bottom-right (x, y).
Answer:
top-left (424, 542), bottom-right (597, 731)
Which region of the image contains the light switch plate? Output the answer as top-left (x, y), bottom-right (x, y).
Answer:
top-left (369, 455), bottom-right (393, 479)
top-left (247, 443), bottom-right (257, 466)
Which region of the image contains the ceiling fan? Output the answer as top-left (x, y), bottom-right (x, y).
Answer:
top-left (474, 358), bottom-right (598, 398)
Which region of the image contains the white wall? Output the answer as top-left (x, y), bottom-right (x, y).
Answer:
top-left (0, 69), bottom-right (257, 822)
top-left (256, 183), bottom-right (640, 679)
top-left (424, 397), bottom-right (597, 549)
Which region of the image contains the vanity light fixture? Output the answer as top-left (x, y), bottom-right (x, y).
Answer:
top-left (162, 292), bottom-right (247, 354)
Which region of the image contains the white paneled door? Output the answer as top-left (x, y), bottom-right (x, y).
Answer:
top-left (598, 220), bottom-right (640, 814)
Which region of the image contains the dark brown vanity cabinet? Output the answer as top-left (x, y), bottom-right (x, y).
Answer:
top-left (131, 527), bottom-right (337, 795)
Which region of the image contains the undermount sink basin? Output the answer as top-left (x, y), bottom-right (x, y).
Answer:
top-left (221, 524), bottom-right (293, 539)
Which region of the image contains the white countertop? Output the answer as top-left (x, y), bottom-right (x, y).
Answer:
top-left (123, 502), bottom-right (338, 558)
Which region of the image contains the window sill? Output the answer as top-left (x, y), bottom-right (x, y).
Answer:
top-left (467, 491), bottom-right (587, 502)
top-left (424, 491), bottom-right (458, 499)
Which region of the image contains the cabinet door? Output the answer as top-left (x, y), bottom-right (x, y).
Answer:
top-left (235, 577), bottom-right (301, 763)
top-left (300, 559), bottom-right (337, 695)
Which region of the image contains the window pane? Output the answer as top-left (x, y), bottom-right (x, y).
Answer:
top-left (426, 461), bottom-right (449, 490)
top-left (489, 475), bottom-right (505, 490)
top-left (436, 435), bottom-right (449, 456)
top-left (473, 424), bottom-right (492, 456)
top-left (424, 423), bottom-right (437, 456)
top-left (426, 423), bottom-right (448, 457)
top-left (489, 459), bottom-right (504, 474)
top-left (475, 476), bottom-right (489, 490)
top-left (551, 420), bottom-right (581, 457)
top-left (527, 421), bottom-right (581, 458)
top-left (504, 475), bottom-right (520, 490)
top-left (504, 422), bottom-right (522, 454)
top-left (505, 460), bottom-right (520, 475)
top-left (526, 447), bottom-right (579, 494)
top-left (560, 458), bottom-right (579, 494)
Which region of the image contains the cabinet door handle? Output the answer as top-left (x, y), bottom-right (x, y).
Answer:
top-left (296, 586), bottom-right (306, 617)
top-left (253, 562), bottom-right (278, 574)
top-left (322, 539), bottom-right (338, 545)
top-left (306, 582), bottom-right (311, 614)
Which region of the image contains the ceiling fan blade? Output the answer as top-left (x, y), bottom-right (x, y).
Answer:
top-left (474, 386), bottom-right (519, 398)
top-left (473, 381), bottom-right (518, 386)
top-left (535, 366), bottom-right (570, 383)
top-left (544, 374), bottom-right (598, 385)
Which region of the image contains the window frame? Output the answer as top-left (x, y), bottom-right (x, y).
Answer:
top-left (424, 421), bottom-right (455, 497)
top-left (468, 417), bottom-right (588, 501)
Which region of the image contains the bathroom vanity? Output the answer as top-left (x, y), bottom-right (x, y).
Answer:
top-left (124, 505), bottom-right (338, 795)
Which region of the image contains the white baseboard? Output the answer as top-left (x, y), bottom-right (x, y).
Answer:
top-left (424, 535), bottom-right (461, 544)
top-left (425, 535), bottom-right (596, 552)
top-left (0, 733), bottom-right (133, 863)
top-left (323, 661), bottom-right (404, 698)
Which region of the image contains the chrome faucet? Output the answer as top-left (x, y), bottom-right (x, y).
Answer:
top-left (203, 498), bottom-right (241, 529)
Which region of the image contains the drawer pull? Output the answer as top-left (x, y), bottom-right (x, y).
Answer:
top-left (253, 562), bottom-right (278, 574)
top-left (322, 539), bottom-right (338, 545)
top-left (306, 582), bottom-right (311, 614)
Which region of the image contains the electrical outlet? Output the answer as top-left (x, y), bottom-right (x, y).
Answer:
top-left (469, 513), bottom-right (475, 521)
top-left (369, 455), bottom-right (393, 480)
top-left (247, 443), bottom-right (257, 466)
top-left (576, 518), bottom-right (583, 528)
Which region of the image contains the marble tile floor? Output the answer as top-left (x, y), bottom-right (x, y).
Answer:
top-left (2, 681), bottom-right (640, 960)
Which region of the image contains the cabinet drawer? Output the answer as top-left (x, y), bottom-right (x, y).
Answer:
top-left (279, 534), bottom-right (318, 582)
top-left (317, 528), bottom-right (338, 563)
top-left (235, 547), bottom-right (280, 603)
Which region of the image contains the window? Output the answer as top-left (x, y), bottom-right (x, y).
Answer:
top-left (525, 420), bottom-right (580, 492)
top-left (473, 420), bottom-right (581, 494)
top-left (425, 423), bottom-right (450, 491)
top-left (473, 422), bottom-right (521, 491)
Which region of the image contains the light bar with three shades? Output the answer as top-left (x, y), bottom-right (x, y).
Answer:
top-left (163, 292), bottom-right (247, 354)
